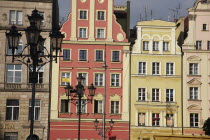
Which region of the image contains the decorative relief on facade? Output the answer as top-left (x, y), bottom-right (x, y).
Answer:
top-left (110, 94), bottom-right (121, 100)
top-left (80, 0), bottom-right (87, 3)
top-left (188, 14), bottom-right (197, 21)
top-left (187, 55), bottom-right (202, 61)
top-left (117, 33), bottom-right (124, 41)
top-left (187, 104), bottom-right (202, 110)
top-left (187, 78), bottom-right (202, 85)
top-left (98, 0), bottom-right (104, 4)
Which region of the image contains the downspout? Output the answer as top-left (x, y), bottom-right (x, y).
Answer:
top-left (181, 46), bottom-right (184, 135)
top-left (129, 42), bottom-right (133, 140)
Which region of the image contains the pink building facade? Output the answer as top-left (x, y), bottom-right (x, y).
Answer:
top-left (50, 0), bottom-right (130, 140)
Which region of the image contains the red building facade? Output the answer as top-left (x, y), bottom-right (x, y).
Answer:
top-left (50, 0), bottom-right (130, 140)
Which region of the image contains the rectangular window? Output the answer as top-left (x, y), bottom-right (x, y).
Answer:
top-left (152, 88), bottom-right (159, 102)
top-left (97, 29), bottom-right (105, 38)
top-left (166, 63), bottom-right (174, 75)
top-left (4, 132), bottom-right (18, 140)
top-left (97, 11), bottom-right (105, 20)
top-left (6, 99), bottom-right (19, 120)
top-left (139, 62), bottom-right (146, 75)
top-left (138, 88), bottom-right (146, 101)
top-left (29, 99), bottom-right (40, 120)
top-left (94, 100), bottom-right (103, 113)
top-left (78, 73), bottom-right (87, 86)
top-left (112, 51), bottom-right (120, 62)
top-left (143, 41), bottom-right (149, 51)
top-left (79, 28), bottom-right (87, 38)
top-left (166, 114), bottom-right (174, 127)
top-left (163, 42), bottom-right (169, 51)
top-left (79, 50), bottom-right (87, 61)
top-left (96, 50), bottom-right (103, 62)
top-left (189, 63), bottom-right (198, 75)
top-left (153, 41), bottom-right (159, 51)
top-left (166, 89), bottom-right (174, 102)
top-left (152, 113), bottom-right (160, 126)
top-left (95, 73), bottom-right (104, 86)
top-left (9, 10), bottom-right (22, 25)
top-left (196, 41), bottom-right (202, 50)
top-left (203, 24), bottom-right (207, 31)
top-left (39, 12), bottom-right (44, 25)
top-left (111, 101), bottom-right (119, 114)
top-left (7, 64), bottom-right (22, 83)
top-left (79, 10), bottom-right (87, 19)
top-left (190, 113), bottom-right (199, 127)
top-left (60, 99), bottom-right (69, 113)
top-left (61, 72), bottom-right (70, 86)
top-left (63, 49), bottom-right (70, 61)
top-left (76, 100), bottom-right (86, 113)
top-left (138, 113), bottom-right (145, 126)
top-left (111, 74), bottom-right (120, 87)
top-left (190, 87), bottom-right (198, 100)
top-left (8, 40), bottom-right (23, 55)
top-left (29, 66), bottom-right (44, 84)
top-left (152, 62), bottom-right (160, 75)
top-left (208, 41), bottom-right (210, 50)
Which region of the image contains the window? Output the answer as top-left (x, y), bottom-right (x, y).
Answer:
top-left (139, 62), bottom-right (146, 75)
top-left (78, 73), bottom-right (87, 86)
top-left (143, 41), bottom-right (149, 51)
top-left (60, 99), bottom-right (69, 113)
top-left (111, 74), bottom-right (120, 87)
top-left (152, 88), bottom-right (159, 102)
top-left (153, 41), bottom-right (159, 51)
top-left (9, 10), bottom-right (22, 25)
top-left (4, 132), bottom-right (18, 140)
top-left (76, 100), bottom-right (86, 113)
top-left (190, 87), bottom-right (198, 100)
top-left (8, 40), bottom-right (22, 55)
top-left (138, 113), bottom-right (145, 126)
top-left (29, 99), bottom-right (40, 120)
top-left (166, 63), bottom-right (174, 75)
top-left (94, 100), bottom-right (103, 113)
top-left (190, 113), bottom-right (199, 127)
top-left (166, 89), bottom-right (174, 102)
top-left (79, 28), bottom-right (87, 38)
top-left (138, 88), bottom-right (146, 101)
top-left (163, 42), bottom-right (169, 51)
top-left (189, 63), bottom-right (198, 75)
top-left (152, 62), bottom-right (160, 75)
top-left (97, 29), bottom-right (105, 38)
top-left (166, 114), bottom-right (174, 126)
top-left (7, 64), bottom-right (22, 83)
top-left (79, 10), bottom-right (87, 19)
top-left (63, 49), bottom-right (70, 61)
top-left (111, 101), bottom-right (119, 114)
top-left (196, 41), bottom-right (202, 50)
top-left (61, 72), bottom-right (70, 86)
top-left (97, 11), bottom-right (105, 20)
top-left (203, 24), bottom-right (207, 31)
top-left (112, 51), bottom-right (120, 62)
top-left (152, 113), bottom-right (160, 126)
top-left (39, 12), bottom-right (44, 25)
top-left (79, 50), bottom-right (87, 61)
top-left (29, 66), bottom-right (44, 84)
top-left (96, 50), bottom-right (103, 62)
top-left (95, 73), bottom-right (104, 86)
top-left (6, 99), bottom-right (19, 120)
top-left (208, 41), bottom-right (210, 50)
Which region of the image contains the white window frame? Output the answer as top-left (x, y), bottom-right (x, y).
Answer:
top-left (166, 89), bottom-right (174, 102)
top-left (9, 10), bottom-right (22, 25)
top-left (96, 28), bottom-right (105, 38)
top-left (110, 73), bottom-right (120, 87)
top-left (61, 72), bottom-right (71, 86)
top-left (111, 50), bottom-right (121, 62)
top-left (78, 49), bottom-right (88, 61)
top-left (152, 113), bottom-right (160, 126)
top-left (76, 100), bottom-right (87, 113)
top-left (153, 41), bottom-right (159, 51)
top-left (79, 10), bottom-right (88, 20)
top-left (29, 99), bottom-right (41, 120)
top-left (152, 62), bottom-right (160, 75)
top-left (6, 99), bottom-right (19, 121)
top-left (163, 42), bottom-right (169, 51)
top-left (63, 49), bottom-right (71, 61)
top-left (94, 73), bottom-right (104, 86)
top-left (29, 66), bottom-right (44, 84)
top-left (189, 87), bottom-right (198, 100)
top-left (152, 88), bottom-right (160, 102)
top-left (196, 41), bottom-right (202, 50)
top-left (78, 27), bottom-right (88, 38)
top-left (110, 101), bottom-right (120, 114)
top-left (189, 63), bottom-right (198, 75)
top-left (7, 64), bottom-right (22, 83)
top-left (78, 72), bottom-right (88, 86)
top-left (39, 12), bottom-right (45, 25)
top-left (94, 100), bottom-right (103, 113)
top-left (138, 88), bottom-right (146, 101)
top-left (138, 62), bottom-right (146, 75)
top-left (143, 41), bottom-right (149, 51)
top-left (97, 10), bottom-right (105, 20)
top-left (8, 40), bottom-right (23, 55)
top-left (190, 113), bottom-right (199, 127)
top-left (166, 62), bottom-right (174, 75)
top-left (95, 50), bottom-right (104, 62)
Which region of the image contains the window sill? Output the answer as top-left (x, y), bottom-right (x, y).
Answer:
top-left (188, 99), bottom-right (201, 101)
top-left (75, 113), bottom-right (89, 116)
top-left (78, 61), bottom-right (89, 63)
top-left (62, 60), bottom-right (72, 62)
top-left (163, 50), bottom-right (170, 52)
top-left (187, 75), bottom-right (201, 77)
top-left (95, 86), bottom-right (104, 88)
top-left (94, 61), bottom-right (104, 63)
top-left (108, 113), bottom-right (121, 116)
top-left (10, 24), bottom-right (23, 26)
top-left (59, 112), bottom-right (73, 115)
top-left (152, 125), bottom-right (160, 127)
top-left (92, 113), bottom-right (103, 115)
top-left (201, 30), bottom-right (209, 32)
top-left (152, 101), bottom-right (160, 102)
top-left (111, 61), bottom-right (122, 63)
top-left (165, 101), bottom-right (177, 104)
top-left (153, 50), bottom-right (159, 51)
top-left (143, 50), bottom-right (149, 51)
top-left (109, 86), bottom-right (121, 88)
top-left (137, 100), bottom-right (147, 102)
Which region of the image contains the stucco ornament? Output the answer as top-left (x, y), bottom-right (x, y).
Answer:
top-left (117, 33), bottom-right (124, 41)
top-left (80, 0), bottom-right (87, 3)
top-left (98, 0), bottom-right (104, 4)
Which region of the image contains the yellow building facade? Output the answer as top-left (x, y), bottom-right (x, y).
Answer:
top-left (130, 20), bottom-right (182, 140)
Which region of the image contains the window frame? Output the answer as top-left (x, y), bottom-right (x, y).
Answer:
top-left (7, 40), bottom-right (23, 55)
top-left (153, 41), bottom-right (159, 51)
top-left (166, 114), bottom-right (174, 127)
top-left (78, 49), bottom-right (88, 61)
top-left (110, 73), bottom-right (120, 87)
top-left (29, 66), bottom-right (44, 84)
top-left (189, 87), bottom-right (199, 100)
top-left (95, 50), bottom-right (104, 62)
top-left (9, 10), bottom-right (22, 25)
top-left (60, 99), bottom-right (69, 113)
top-left (208, 41), bottom-right (210, 50)
top-left (94, 73), bottom-right (104, 86)
top-left (166, 62), bottom-right (174, 75)
top-left (143, 41), bottom-right (149, 51)
top-left (190, 113), bottom-right (199, 127)
top-left (79, 10), bottom-right (88, 20)
top-left (7, 64), bottom-right (22, 83)
top-left (196, 41), bottom-right (202, 50)
top-left (94, 100), bottom-right (103, 114)
top-left (29, 99), bottom-right (41, 120)
top-left (96, 28), bottom-right (105, 39)
top-left (166, 89), bottom-right (174, 102)
top-left (152, 88), bottom-right (160, 102)
top-left (60, 72), bottom-right (71, 86)
top-left (78, 72), bottom-right (88, 86)
top-left (76, 99), bottom-right (87, 113)
top-left (110, 101), bottom-right (120, 114)
top-left (78, 27), bottom-right (88, 38)
top-left (152, 62), bottom-right (160, 75)
top-left (97, 10), bottom-right (106, 20)
top-left (163, 42), bottom-right (169, 51)
top-left (189, 63), bottom-right (198, 75)
top-left (62, 49), bottom-right (71, 61)
top-left (138, 113), bottom-right (146, 126)
top-left (152, 113), bottom-right (160, 126)
top-left (138, 88), bottom-right (146, 101)
top-left (6, 99), bottom-right (19, 121)
top-left (111, 50), bottom-right (121, 62)
top-left (138, 62), bottom-right (146, 75)
top-left (202, 24), bottom-right (207, 31)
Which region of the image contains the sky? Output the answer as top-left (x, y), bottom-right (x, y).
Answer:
top-left (58, 0), bottom-right (196, 28)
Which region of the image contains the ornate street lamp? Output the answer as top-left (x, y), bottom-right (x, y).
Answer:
top-left (93, 118), bottom-right (114, 138)
top-left (65, 76), bottom-right (96, 140)
top-left (6, 8), bottom-right (64, 140)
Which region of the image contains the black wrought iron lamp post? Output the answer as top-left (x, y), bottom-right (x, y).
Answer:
top-left (65, 75), bottom-right (96, 140)
top-left (93, 118), bottom-right (114, 138)
top-left (5, 8), bottom-right (64, 140)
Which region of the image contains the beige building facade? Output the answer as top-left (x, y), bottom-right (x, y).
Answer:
top-left (0, 0), bottom-right (52, 139)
